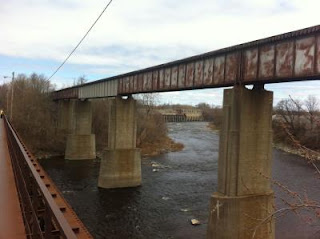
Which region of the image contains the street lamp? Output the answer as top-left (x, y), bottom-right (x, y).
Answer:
top-left (3, 72), bottom-right (15, 120)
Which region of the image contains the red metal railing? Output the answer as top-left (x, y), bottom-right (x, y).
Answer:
top-left (4, 116), bottom-right (79, 239)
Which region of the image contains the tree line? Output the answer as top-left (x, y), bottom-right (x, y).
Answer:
top-left (274, 95), bottom-right (320, 151)
top-left (195, 96), bottom-right (320, 151)
top-left (0, 73), bottom-right (169, 156)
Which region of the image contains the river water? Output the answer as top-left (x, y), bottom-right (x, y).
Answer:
top-left (39, 122), bottom-right (320, 239)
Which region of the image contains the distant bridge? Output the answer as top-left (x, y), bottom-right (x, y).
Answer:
top-left (157, 107), bottom-right (203, 122)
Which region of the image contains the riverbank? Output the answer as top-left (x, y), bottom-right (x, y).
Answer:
top-left (95, 136), bottom-right (184, 159)
top-left (206, 122), bottom-right (320, 162)
top-left (36, 135), bottom-right (184, 160)
top-left (139, 135), bottom-right (184, 157)
top-left (207, 122), bottom-right (220, 131)
top-left (273, 142), bottom-right (320, 161)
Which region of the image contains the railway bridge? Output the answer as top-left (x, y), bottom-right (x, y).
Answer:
top-left (1, 25), bottom-right (320, 238)
top-left (53, 24), bottom-right (320, 239)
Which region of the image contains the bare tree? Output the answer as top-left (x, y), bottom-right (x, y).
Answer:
top-left (136, 93), bottom-right (159, 116)
top-left (73, 75), bottom-right (88, 86)
top-left (274, 95), bottom-right (320, 151)
top-left (275, 97), bottom-right (304, 134)
top-left (0, 73), bottom-right (65, 154)
top-left (305, 95), bottom-right (319, 130)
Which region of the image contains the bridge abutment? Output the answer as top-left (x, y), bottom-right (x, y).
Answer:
top-left (64, 100), bottom-right (96, 160)
top-left (207, 86), bottom-right (275, 239)
top-left (98, 96), bottom-right (141, 188)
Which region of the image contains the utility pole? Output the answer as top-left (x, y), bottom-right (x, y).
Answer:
top-left (10, 72), bottom-right (14, 120)
top-left (6, 85), bottom-right (9, 114)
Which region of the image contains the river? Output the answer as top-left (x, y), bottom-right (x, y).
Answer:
top-left (39, 122), bottom-right (320, 239)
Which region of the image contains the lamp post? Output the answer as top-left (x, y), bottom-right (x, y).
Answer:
top-left (10, 72), bottom-right (14, 120)
top-left (3, 72), bottom-right (15, 120)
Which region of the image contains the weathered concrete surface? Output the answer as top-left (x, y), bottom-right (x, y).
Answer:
top-left (98, 149), bottom-right (141, 188)
top-left (98, 96), bottom-right (141, 188)
top-left (57, 100), bottom-right (74, 132)
top-left (64, 100), bottom-right (96, 160)
top-left (65, 134), bottom-right (96, 160)
top-left (207, 86), bottom-right (274, 239)
top-left (208, 192), bottom-right (274, 239)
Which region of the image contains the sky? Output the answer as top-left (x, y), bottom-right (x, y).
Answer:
top-left (0, 0), bottom-right (320, 106)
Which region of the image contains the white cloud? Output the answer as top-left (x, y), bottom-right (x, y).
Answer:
top-left (2, 0), bottom-right (320, 65)
top-left (0, 0), bottom-right (319, 104)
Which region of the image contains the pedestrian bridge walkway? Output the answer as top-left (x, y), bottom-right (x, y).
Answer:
top-left (0, 118), bottom-right (26, 238)
top-left (0, 116), bottom-right (93, 239)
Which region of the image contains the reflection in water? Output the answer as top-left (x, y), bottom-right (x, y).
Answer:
top-left (39, 122), bottom-right (320, 239)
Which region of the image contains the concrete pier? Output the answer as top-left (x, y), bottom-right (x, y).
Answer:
top-left (57, 100), bottom-right (74, 132)
top-left (98, 96), bottom-right (141, 188)
top-left (207, 86), bottom-right (274, 239)
top-left (64, 100), bottom-right (96, 160)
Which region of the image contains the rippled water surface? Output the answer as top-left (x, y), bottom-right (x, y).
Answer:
top-left (39, 122), bottom-right (320, 239)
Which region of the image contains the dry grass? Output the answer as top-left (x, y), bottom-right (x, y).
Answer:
top-left (140, 135), bottom-right (184, 157)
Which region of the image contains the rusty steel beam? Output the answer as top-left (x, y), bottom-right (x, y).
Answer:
top-left (4, 116), bottom-right (93, 239)
top-left (53, 24), bottom-right (320, 100)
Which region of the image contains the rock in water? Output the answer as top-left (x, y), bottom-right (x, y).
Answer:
top-left (190, 219), bottom-right (200, 225)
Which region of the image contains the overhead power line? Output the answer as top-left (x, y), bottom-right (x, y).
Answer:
top-left (48, 0), bottom-right (114, 81)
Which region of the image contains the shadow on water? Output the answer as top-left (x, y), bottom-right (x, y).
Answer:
top-left (39, 122), bottom-right (320, 239)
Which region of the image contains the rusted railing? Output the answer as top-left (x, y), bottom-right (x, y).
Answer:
top-left (4, 116), bottom-right (79, 239)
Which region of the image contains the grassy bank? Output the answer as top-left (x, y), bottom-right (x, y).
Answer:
top-left (140, 135), bottom-right (184, 157)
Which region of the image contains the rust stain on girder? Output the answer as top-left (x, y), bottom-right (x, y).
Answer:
top-left (295, 37), bottom-right (315, 75)
top-left (124, 77), bottom-right (130, 93)
top-left (213, 56), bottom-right (225, 84)
top-left (164, 68), bottom-right (171, 89)
top-left (137, 74), bottom-right (143, 92)
top-left (259, 45), bottom-right (275, 79)
top-left (194, 61), bottom-right (204, 86)
top-left (244, 48), bottom-right (258, 81)
top-left (152, 71), bottom-right (159, 90)
top-left (178, 64), bottom-right (186, 88)
top-left (171, 66), bottom-right (178, 88)
top-left (276, 41), bottom-right (294, 77)
top-left (129, 76), bottom-right (134, 93)
top-left (317, 36), bottom-right (320, 73)
top-left (203, 58), bottom-right (214, 86)
top-left (225, 53), bottom-right (238, 83)
top-left (186, 63), bottom-right (195, 87)
top-left (159, 69), bottom-right (165, 89)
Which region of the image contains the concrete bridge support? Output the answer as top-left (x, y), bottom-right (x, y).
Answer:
top-left (64, 100), bottom-right (96, 160)
top-left (57, 100), bottom-right (74, 132)
top-left (98, 96), bottom-right (141, 188)
top-left (207, 86), bottom-right (274, 239)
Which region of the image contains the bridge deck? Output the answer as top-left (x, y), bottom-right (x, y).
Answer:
top-left (0, 118), bottom-right (26, 239)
